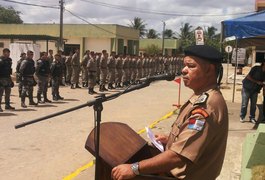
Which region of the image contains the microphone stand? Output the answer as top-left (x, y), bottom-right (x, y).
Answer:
top-left (14, 80), bottom-right (151, 180)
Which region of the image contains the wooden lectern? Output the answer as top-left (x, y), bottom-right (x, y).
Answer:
top-left (85, 122), bottom-right (175, 180)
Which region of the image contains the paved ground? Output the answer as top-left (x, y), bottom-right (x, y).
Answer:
top-left (0, 64), bottom-right (264, 180)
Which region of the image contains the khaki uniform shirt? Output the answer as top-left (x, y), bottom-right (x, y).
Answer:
top-left (166, 87), bottom-right (228, 180)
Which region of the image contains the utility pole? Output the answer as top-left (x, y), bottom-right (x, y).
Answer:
top-left (161, 21), bottom-right (166, 56)
top-left (59, 0), bottom-right (64, 50)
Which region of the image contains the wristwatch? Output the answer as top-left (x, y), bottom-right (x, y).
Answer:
top-left (131, 162), bottom-right (140, 175)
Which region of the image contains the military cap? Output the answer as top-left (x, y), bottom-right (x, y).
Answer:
top-left (184, 45), bottom-right (223, 63)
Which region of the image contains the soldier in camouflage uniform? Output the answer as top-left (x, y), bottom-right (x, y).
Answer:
top-left (16, 52), bottom-right (26, 98)
top-left (0, 48), bottom-right (15, 111)
top-left (57, 50), bottom-right (66, 86)
top-left (71, 49), bottom-right (81, 89)
top-left (107, 52), bottom-right (116, 89)
top-left (130, 55), bottom-right (137, 85)
top-left (136, 55), bottom-right (143, 84)
top-left (81, 50), bottom-right (90, 87)
top-left (50, 54), bottom-right (64, 101)
top-left (99, 50), bottom-right (108, 91)
top-left (65, 51), bottom-right (73, 85)
top-left (35, 52), bottom-right (51, 103)
top-left (47, 49), bottom-right (54, 87)
top-left (96, 52), bottom-right (101, 85)
top-left (122, 55), bottom-right (130, 87)
top-left (20, 50), bottom-right (38, 108)
top-left (87, 51), bottom-right (97, 95)
top-left (115, 54), bottom-right (123, 88)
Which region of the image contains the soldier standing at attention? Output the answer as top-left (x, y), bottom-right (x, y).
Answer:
top-left (107, 51), bottom-right (116, 89)
top-left (136, 55), bottom-right (143, 84)
top-left (57, 50), bottom-right (66, 86)
top-left (96, 52), bottom-right (101, 85)
top-left (20, 50), bottom-right (38, 108)
top-left (35, 52), bottom-right (52, 103)
top-left (50, 54), bottom-right (64, 101)
top-left (115, 54), bottom-right (123, 88)
top-left (99, 50), bottom-right (108, 92)
top-left (16, 52), bottom-right (26, 98)
top-left (0, 48), bottom-right (15, 111)
top-left (122, 55), bottom-right (130, 87)
top-left (71, 49), bottom-right (81, 89)
top-left (87, 51), bottom-right (97, 95)
top-left (47, 49), bottom-right (54, 87)
top-left (81, 50), bottom-right (90, 87)
top-left (65, 51), bottom-right (73, 85)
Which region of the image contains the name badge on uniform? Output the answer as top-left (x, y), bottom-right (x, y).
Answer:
top-left (188, 118), bottom-right (205, 131)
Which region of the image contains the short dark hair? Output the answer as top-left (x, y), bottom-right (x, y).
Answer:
top-left (3, 48), bottom-right (10, 53)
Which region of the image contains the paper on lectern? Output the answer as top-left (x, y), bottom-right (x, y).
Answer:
top-left (145, 127), bottom-right (164, 152)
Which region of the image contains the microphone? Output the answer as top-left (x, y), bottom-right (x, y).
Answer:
top-left (140, 73), bottom-right (175, 83)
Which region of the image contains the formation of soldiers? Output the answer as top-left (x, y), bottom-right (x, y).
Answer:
top-left (67, 49), bottom-right (184, 94)
top-left (0, 48), bottom-right (183, 112)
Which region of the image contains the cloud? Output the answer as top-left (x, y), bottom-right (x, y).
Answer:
top-left (1, 0), bottom-right (256, 35)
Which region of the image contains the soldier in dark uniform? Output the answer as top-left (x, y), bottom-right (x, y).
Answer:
top-left (58, 50), bottom-right (66, 86)
top-left (112, 45), bottom-right (228, 180)
top-left (20, 50), bottom-right (38, 108)
top-left (51, 54), bottom-right (64, 101)
top-left (47, 49), bottom-right (54, 87)
top-left (0, 48), bottom-right (15, 111)
top-left (35, 52), bottom-right (51, 103)
top-left (16, 52), bottom-right (26, 98)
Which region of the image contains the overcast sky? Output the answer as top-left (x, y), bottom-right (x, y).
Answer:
top-left (1, 0), bottom-right (256, 35)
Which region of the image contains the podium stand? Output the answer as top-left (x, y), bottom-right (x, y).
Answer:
top-left (85, 122), bottom-right (174, 180)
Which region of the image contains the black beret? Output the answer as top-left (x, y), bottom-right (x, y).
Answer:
top-left (184, 45), bottom-right (223, 63)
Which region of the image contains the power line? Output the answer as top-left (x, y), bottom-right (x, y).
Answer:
top-left (0, 0), bottom-right (59, 9)
top-left (80, 0), bottom-right (255, 17)
top-left (65, 9), bottom-right (139, 40)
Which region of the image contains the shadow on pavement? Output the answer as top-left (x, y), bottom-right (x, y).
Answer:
top-left (14, 109), bottom-right (37, 112)
top-left (0, 113), bottom-right (17, 116)
top-left (63, 99), bottom-right (79, 101)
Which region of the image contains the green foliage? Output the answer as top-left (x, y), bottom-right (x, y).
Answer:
top-left (163, 29), bottom-right (176, 39)
top-left (129, 17), bottom-right (147, 38)
top-left (146, 29), bottom-right (160, 39)
top-left (0, 5), bottom-right (23, 24)
top-left (145, 44), bottom-right (160, 55)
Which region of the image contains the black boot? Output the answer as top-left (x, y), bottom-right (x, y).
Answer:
top-left (29, 95), bottom-right (38, 106)
top-left (110, 83), bottom-right (115, 89)
top-left (37, 93), bottom-right (45, 104)
top-left (5, 102), bottom-right (15, 110)
top-left (102, 85), bottom-right (108, 91)
top-left (71, 84), bottom-right (75, 89)
top-left (88, 87), bottom-right (97, 95)
top-left (82, 82), bottom-right (85, 87)
top-left (57, 94), bottom-right (64, 100)
top-left (21, 96), bottom-right (27, 108)
top-left (43, 93), bottom-right (52, 103)
top-left (0, 105), bottom-right (3, 112)
top-left (76, 83), bottom-right (81, 88)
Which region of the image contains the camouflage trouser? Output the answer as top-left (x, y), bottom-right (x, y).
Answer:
top-left (81, 67), bottom-right (88, 83)
top-left (107, 68), bottom-right (116, 83)
top-left (100, 68), bottom-right (107, 85)
top-left (0, 87), bottom-right (11, 105)
top-left (37, 76), bottom-right (49, 95)
top-left (131, 69), bottom-right (137, 82)
top-left (52, 77), bottom-right (60, 96)
top-left (88, 72), bottom-right (97, 88)
top-left (115, 69), bottom-right (122, 84)
top-left (66, 65), bottom-right (72, 83)
top-left (0, 78), bottom-right (13, 105)
top-left (96, 68), bottom-right (100, 83)
top-left (136, 68), bottom-right (143, 80)
top-left (21, 84), bottom-right (34, 99)
top-left (122, 69), bottom-right (129, 82)
top-left (71, 65), bottom-right (80, 84)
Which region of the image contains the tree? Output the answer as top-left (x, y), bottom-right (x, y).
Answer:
top-left (129, 17), bottom-right (147, 38)
top-left (177, 23), bottom-right (194, 51)
top-left (205, 26), bottom-right (218, 40)
top-left (0, 6), bottom-right (23, 24)
top-left (146, 29), bottom-right (160, 39)
top-left (145, 44), bottom-right (160, 55)
top-left (163, 29), bottom-right (176, 39)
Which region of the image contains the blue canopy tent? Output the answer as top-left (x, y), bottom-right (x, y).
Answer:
top-left (221, 10), bottom-right (265, 102)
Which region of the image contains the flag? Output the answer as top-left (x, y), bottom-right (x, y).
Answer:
top-left (174, 78), bottom-right (181, 84)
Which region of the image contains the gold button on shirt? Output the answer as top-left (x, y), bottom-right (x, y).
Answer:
top-left (166, 87), bottom-right (229, 180)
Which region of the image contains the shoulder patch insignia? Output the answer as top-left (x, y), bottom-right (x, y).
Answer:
top-left (191, 108), bottom-right (209, 118)
top-left (194, 93), bottom-right (208, 105)
top-left (188, 118), bottom-right (205, 131)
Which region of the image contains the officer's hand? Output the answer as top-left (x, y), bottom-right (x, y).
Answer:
top-left (111, 164), bottom-right (136, 180)
top-left (155, 134), bottom-right (169, 145)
